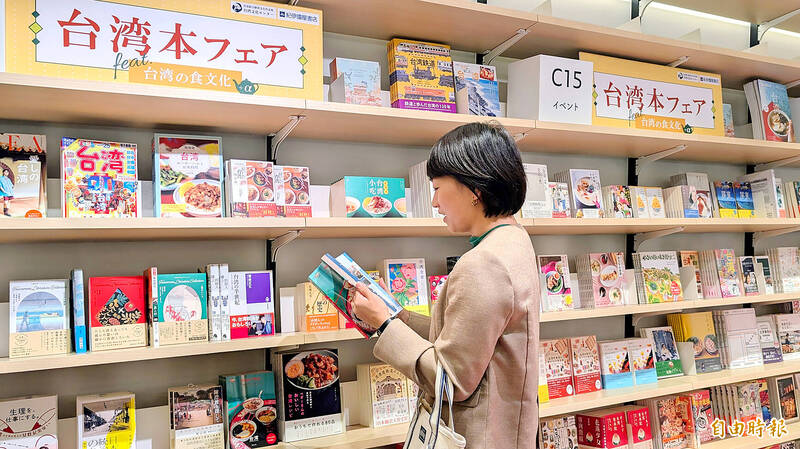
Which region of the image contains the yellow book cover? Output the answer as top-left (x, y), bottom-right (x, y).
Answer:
top-left (298, 282), bottom-right (339, 332)
top-left (358, 363), bottom-right (410, 428)
top-left (77, 392), bottom-right (136, 449)
top-left (387, 38), bottom-right (456, 113)
top-left (679, 312), bottom-right (722, 374)
top-left (538, 351), bottom-right (550, 404)
top-left (580, 52), bottom-right (724, 136)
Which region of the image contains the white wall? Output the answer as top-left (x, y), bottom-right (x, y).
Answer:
top-left (4, 1), bottom-right (800, 427)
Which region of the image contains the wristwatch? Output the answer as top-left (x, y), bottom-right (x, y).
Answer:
top-left (376, 316), bottom-right (395, 336)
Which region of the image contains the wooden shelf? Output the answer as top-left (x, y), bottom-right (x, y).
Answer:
top-left (0, 334), bottom-right (305, 375)
top-left (2, 217), bottom-right (800, 243)
top-left (519, 121), bottom-right (800, 166)
top-left (288, 423), bottom-right (408, 449)
top-left (302, 328), bottom-right (365, 344)
top-left (701, 421), bottom-right (800, 449)
top-left (0, 217), bottom-right (305, 243)
top-left (298, 100), bottom-right (532, 147)
top-left (541, 358), bottom-right (800, 417)
top-left (540, 292), bottom-right (800, 323)
top-left (0, 73), bottom-right (305, 134)
top-left (302, 217), bottom-right (459, 239)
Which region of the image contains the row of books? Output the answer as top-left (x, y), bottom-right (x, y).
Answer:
top-left (542, 380), bottom-right (800, 449)
top-left (8, 266), bottom-right (275, 359)
top-left (537, 247), bottom-right (800, 313)
top-left (518, 166), bottom-right (793, 221)
top-left (0, 355), bottom-right (422, 448)
top-left (541, 312), bottom-right (800, 403)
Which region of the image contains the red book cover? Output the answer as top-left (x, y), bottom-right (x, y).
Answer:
top-left (88, 276), bottom-right (147, 351)
top-left (576, 410), bottom-right (628, 448)
top-left (540, 338), bottom-right (574, 399)
top-left (571, 335), bottom-right (602, 394)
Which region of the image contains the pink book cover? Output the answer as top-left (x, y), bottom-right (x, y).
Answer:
top-left (428, 275), bottom-right (447, 304)
top-left (541, 338), bottom-right (574, 399)
top-left (589, 252), bottom-right (626, 307)
top-left (570, 335), bottom-right (602, 395)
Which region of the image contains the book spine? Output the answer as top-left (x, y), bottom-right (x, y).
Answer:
top-left (146, 267), bottom-right (159, 348)
top-left (219, 264), bottom-right (231, 341)
top-left (206, 264), bottom-right (221, 342)
top-left (71, 269), bottom-right (87, 354)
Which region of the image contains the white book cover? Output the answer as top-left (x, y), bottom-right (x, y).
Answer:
top-left (645, 187), bottom-right (665, 218)
top-left (206, 264), bottom-right (221, 342)
top-left (721, 310), bottom-right (763, 369)
top-left (521, 163), bottom-right (550, 218)
top-left (77, 392), bottom-right (136, 449)
top-left (219, 264), bottom-right (231, 340)
top-left (0, 395), bottom-right (58, 448)
top-left (774, 314), bottom-right (800, 360)
top-left (737, 169), bottom-right (780, 218)
top-left (8, 279), bottom-right (70, 359)
top-left (757, 315), bottom-right (783, 364)
top-left (538, 255), bottom-right (574, 311)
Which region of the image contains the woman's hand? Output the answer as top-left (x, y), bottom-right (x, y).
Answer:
top-left (351, 280), bottom-right (393, 330)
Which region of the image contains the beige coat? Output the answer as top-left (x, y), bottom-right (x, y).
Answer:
top-left (374, 224), bottom-right (540, 448)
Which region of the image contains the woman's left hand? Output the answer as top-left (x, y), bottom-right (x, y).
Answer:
top-left (351, 282), bottom-right (392, 329)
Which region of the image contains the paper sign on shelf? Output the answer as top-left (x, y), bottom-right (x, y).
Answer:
top-left (1, 0), bottom-right (322, 100)
top-left (580, 52), bottom-right (724, 136)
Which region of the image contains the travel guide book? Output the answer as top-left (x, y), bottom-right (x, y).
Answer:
top-left (308, 252), bottom-right (402, 338)
top-left (8, 279), bottom-right (70, 359)
top-left (0, 133), bottom-right (47, 218)
top-left (61, 137), bottom-right (138, 218)
top-left (168, 384), bottom-right (224, 449)
top-left (153, 134), bottom-right (223, 218)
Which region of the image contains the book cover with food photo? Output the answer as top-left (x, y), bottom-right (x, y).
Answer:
top-left (168, 384), bottom-right (224, 449)
top-left (61, 137), bottom-right (138, 218)
top-left (669, 312), bottom-right (722, 374)
top-left (274, 165), bottom-right (311, 217)
top-left (554, 169), bottom-right (603, 219)
top-left (155, 273), bottom-right (208, 346)
top-left (757, 79), bottom-right (795, 142)
top-left (380, 258), bottom-right (429, 316)
top-left (220, 371), bottom-right (278, 448)
top-left (579, 252), bottom-right (626, 308)
top-left (88, 276), bottom-right (147, 351)
top-left (8, 279), bottom-right (70, 359)
top-left (538, 255), bottom-right (574, 312)
top-left (541, 338), bottom-right (575, 399)
top-left (0, 133), bottom-right (47, 218)
top-left (153, 134), bottom-right (223, 218)
top-left (330, 176), bottom-right (406, 218)
top-left (225, 160), bottom-right (277, 217)
top-left (273, 349), bottom-right (343, 442)
top-left (0, 395), bottom-right (58, 448)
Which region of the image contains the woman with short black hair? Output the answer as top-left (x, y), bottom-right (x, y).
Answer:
top-left (352, 122), bottom-right (540, 449)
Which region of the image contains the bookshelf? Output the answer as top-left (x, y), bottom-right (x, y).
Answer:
top-left (4, 73), bottom-right (800, 160)
top-left (540, 292), bottom-right (800, 322)
top-left (541, 358), bottom-right (800, 417)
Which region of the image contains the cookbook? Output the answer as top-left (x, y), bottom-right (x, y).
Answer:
top-left (273, 165), bottom-right (312, 217)
top-left (153, 134), bottom-right (223, 218)
top-left (219, 371), bottom-right (279, 448)
top-left (225, 160), bottom-right (277, 218)
top-left (634, 251), bottom-right (684, 304)
top-left (570, 335), bottom-right (602, 395)
top-left (538, 255), bottom-right (574, 311)
top-left (554, 169), bottom-right (604, 218)
top-left (540, 338), bottom-right (575, 399)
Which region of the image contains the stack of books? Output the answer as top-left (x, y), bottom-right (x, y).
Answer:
top-left (745, 79), bottom-right (795, 142)
top-left (408, 161), bottom-right (441, 219)
top-left (712, 308), bottom-right (764, 370)
top-left (767, 247), bottom-right (800, 293)
top-left (670, 173), bottom-right (713, 218)
top-left (699, 249), bottom-right (742, 299)
top-left (632, 251), bottom-right (684, 304)
top-left (637, 396), bottom-right (690, 449)
top-left (667, 311), bottom-right (722, 374)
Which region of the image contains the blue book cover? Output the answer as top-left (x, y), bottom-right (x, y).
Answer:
top-left (308, 252), bottom-right (401, 338)
top-left (70, 268), bottom-right (87, 353)
top-left (599, 341), bottom-right (634, 390)
top-left (735, 182), bottom-right (755, 218)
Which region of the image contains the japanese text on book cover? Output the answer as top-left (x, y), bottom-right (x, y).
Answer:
top-left (154, 134), bottom-right (223, 218)
top-left (8, 279), bottom-right (70, 359)
top-left (156, 273), bottom-right (209, 346)
top-left (89, 276), bottom-right (147, 351)
top-left (61, 137), bottom-right (138, 218)
top-left (387, 38), bottom-right (456, 113)
top-left (0, 133), bottom-right (46, 218)
top-left (0, 395), bottom-right (58, 448)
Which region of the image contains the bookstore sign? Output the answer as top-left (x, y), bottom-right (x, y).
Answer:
top-left (0, 0), bottom-right (323, 100)
top-left (580, 53), bottom-right (724, 136)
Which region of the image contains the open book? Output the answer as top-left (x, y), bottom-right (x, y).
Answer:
top-left (308, 252), bottom-right (402, 338)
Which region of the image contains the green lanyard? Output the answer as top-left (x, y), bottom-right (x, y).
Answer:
top-left (468, 224), bottom-right (511, 248)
